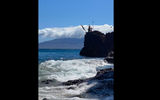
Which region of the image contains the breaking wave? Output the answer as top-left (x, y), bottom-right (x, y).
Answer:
top-left (39, 58), bottom-right (113, 82)
top-left (39, 58), bottom-right (114, 100)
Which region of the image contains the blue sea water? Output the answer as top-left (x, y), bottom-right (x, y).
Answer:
top-left (39, 49), bottom-right (85, 63)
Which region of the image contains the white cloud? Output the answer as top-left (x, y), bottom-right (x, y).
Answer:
top-left (39, 24), bottom-right (114, 40)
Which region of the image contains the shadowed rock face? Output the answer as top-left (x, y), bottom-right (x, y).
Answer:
top-left (80, 31), bottom-right (113, 57)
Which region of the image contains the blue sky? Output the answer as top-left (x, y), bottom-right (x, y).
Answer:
top-left (39, 0), bottom-right (113, 29)
top-left (39, 0), bottom-right (113, 42)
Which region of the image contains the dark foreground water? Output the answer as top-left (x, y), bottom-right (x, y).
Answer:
top-left (39, 49), bottom-right (114, 100)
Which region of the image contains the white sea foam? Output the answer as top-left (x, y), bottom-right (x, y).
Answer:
top-left (39, 58), bottom-right (114, 100)
top-left (39, 82), bottom-right (100, 100)
top-left (39, 81), bottom-right (113, 100)
top-left (39, 58), bottom-right (113, 82)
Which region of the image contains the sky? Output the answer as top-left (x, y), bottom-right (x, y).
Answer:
top-left (39, 0), bottom-right (113, 43)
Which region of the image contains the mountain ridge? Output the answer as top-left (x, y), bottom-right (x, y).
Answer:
top-left (39, 38), bottom-right (84, 49)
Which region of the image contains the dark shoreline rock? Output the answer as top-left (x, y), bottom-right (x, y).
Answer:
top-left (39, 79), bottom-right (61, 87)
top-left (96, 68), bottom-right (113, 76)
top-left (40, 68), bottom-right (114, 99)
top-left (41, 79), bottom-right (54, 84)
top-left (62, 79), bottom-right (85, 86)
top-left (62, 68), bottom-right (114, 86)
top-left (104, 51), bottom-right (114, 63)
top-left (62, 68), bottom-right (114, 99)
top-left (80, 31), bottom-right (113, 57)
top-left (104, 57), bottom-right (114, 63)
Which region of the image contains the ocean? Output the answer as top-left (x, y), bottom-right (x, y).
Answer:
top-left (39, 49), bottom-right (114, 100)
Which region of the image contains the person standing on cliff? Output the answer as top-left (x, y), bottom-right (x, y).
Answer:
top-left (88, 25), bottom-right (93, 32)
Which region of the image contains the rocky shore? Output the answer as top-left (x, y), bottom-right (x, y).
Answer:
top-left (40, 30), bottom-right (114, 100)
top-left (41, 68), bottom-right (114, 100)
top-left (62, 68), bottom-right (114, 98)
top-left (40, 68), bottom-right (113, 86)
top-left (62, 68), bottom-right (113, 86)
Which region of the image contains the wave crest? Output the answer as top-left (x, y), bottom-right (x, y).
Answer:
top-left (39, 58), bottom-right (113, 82)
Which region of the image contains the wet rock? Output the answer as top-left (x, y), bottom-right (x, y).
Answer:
top-left (62, 68), bottom-right (114, 98)
top-left (63, 68), bottom-right (113, 86)
top-left (95, 71), bottom-right (113, 80)
top-left (41, 79), bottom-right (53, 84)
top-left (63, 79), bottom-right (84, 85)
top-left (84, 79), bottom-right (113, 97)
top-left (42, 98), bottom-right (48, 100)
top-left (95, 68), bottom-right (114, 80)
top-left (96, 68), bottom-right (113, 76)
top-left (67, 87), bottom-right (75, 90)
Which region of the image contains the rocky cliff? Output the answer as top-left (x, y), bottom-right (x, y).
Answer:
top-left (80, 31), bottom-right (114, 57)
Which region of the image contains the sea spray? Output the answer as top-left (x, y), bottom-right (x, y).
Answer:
top-left (39, 58), bottom-right (113, 82)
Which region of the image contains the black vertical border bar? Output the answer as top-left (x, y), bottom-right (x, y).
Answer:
top-left (114, 0), bottom-right (122, 100)
top-left (114, 0), bottom-right (132, 99)
top-left (32, 0), bottom-right (38, 99)
top-left (4, 0), bottom-right (39, 99)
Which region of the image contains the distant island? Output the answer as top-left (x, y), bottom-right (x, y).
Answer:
top-left (39, 38), bottom-right (84, 49)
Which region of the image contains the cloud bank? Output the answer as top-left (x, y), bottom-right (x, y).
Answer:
top-left (39, 24), bottom-right (114, 40)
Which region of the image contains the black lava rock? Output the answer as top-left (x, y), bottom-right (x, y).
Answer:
top-left (95, 68), bottom-right (114, 80)
top-left (62, 79), bottom-right (84, 86)
top-left (80, 31), bottom-right (113, 57)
